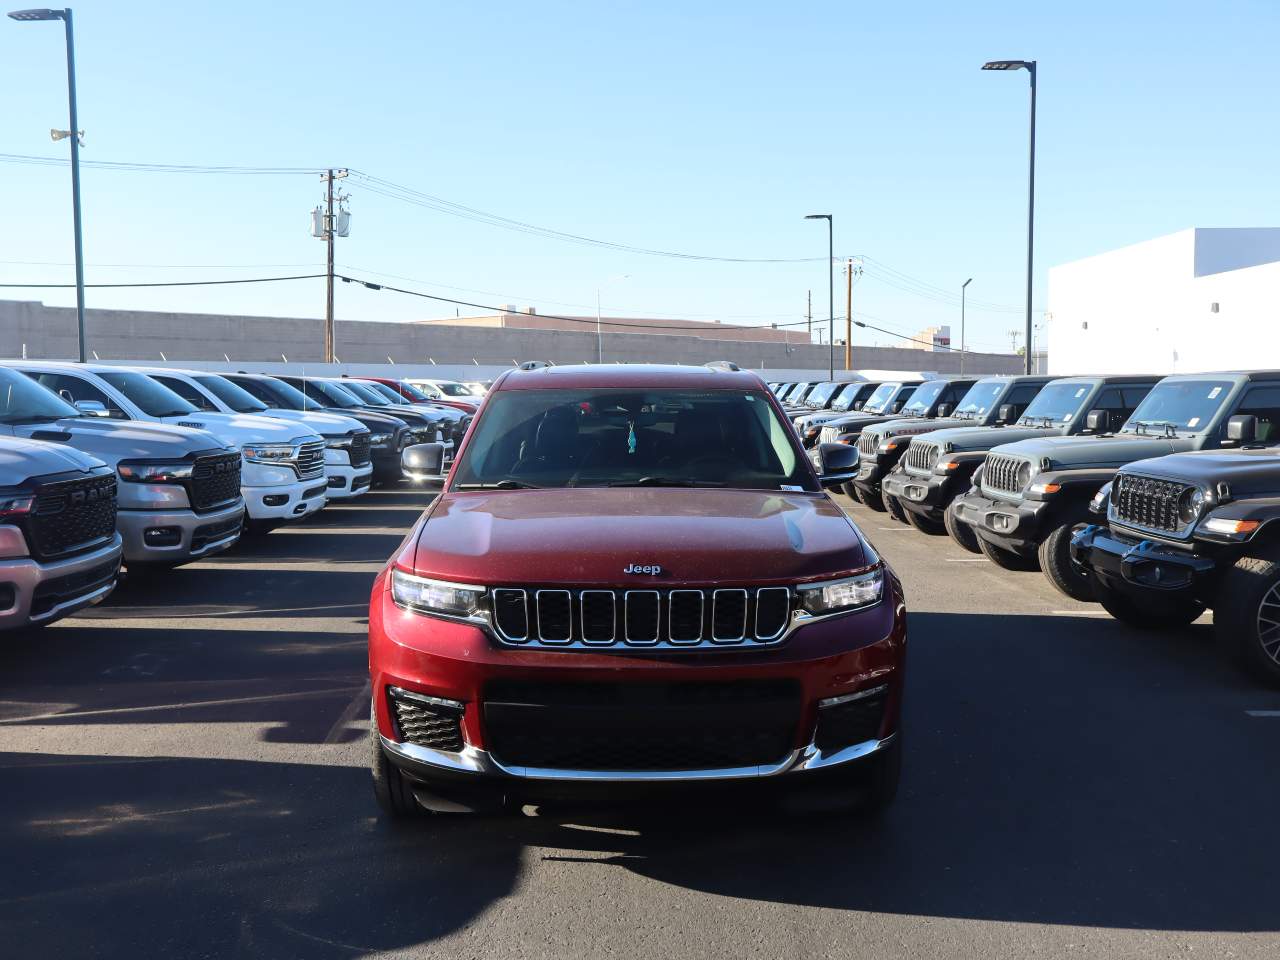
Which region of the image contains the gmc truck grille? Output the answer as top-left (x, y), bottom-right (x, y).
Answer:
top-left (490, 586), bottom-right (794, 650)
top-left (483, 679), bottom-right (801, 771)
top-left (983, 452), bottom-right (1026, 495)
top-left (905, 440), bottom-right (939, 475)
top-left (856, 432), bottom-right (879, 457)
top-left (293, 440), bottom-right (326, 480)
top-left (27, 474), bottom-right (117, 562)
top-left (348, 432), bottom-right (371, 467)
top-left (1111, 474), bottom-right (1193, 534)
top-left (189, 453), bottom-right (242, 513)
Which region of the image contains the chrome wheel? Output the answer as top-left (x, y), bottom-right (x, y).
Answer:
top-left (1257, 582), bottom-right (1280, 666)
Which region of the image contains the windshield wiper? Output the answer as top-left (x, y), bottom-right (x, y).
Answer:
top-left (2, 414), bottom-right (65, 425)
top-left (1133, 420), bottom-right (1178, 438)
top-left (607, 477), bottom-right (725, 487)
top-left (454, 480), bottom-right (540, 490)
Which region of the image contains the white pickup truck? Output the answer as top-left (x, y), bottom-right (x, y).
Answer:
top-left (138, 368), bottom-right (375, 501)
top-left (10, 362), bottom-right (329, 532)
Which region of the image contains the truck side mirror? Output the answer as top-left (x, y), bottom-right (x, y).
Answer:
top-left (815, 442), bottom-right (859, 488)
top-left (997, 404), bottom-right (1015, 424)
top-left (1086, 409), bottom-right (1110, 433)
top-left (402, 441), bottom-right (446, 485)
top-left (73, 399), bottom-right (110, 418)
top-left (890, 401), bottom-right (904, 413)
top-left (1226, 414), bottom-right (1257, 444)
top-left (935, 403), bottom-right (952, 418)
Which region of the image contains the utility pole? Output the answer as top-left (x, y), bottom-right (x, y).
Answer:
top-left (317, 169), bottom-right (349, 363)
top-left (844, 259), bottom-right (853, 370)
top-left (1007, 328), bottom-right (1020, 354)
top-left (806, 289), bottom-right (812, 340)
top-left (960, 278), bottom-right (972, 377)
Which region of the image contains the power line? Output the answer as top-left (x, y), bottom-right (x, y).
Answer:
top-left (0, 152), bottom-right (320, 175)
top-left (0, 274), bottom-right (324, 289)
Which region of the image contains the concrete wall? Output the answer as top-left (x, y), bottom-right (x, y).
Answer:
top-left (0, 298), bottom-right (1023, 376)
top-left (1047, 228), bottom-right (1280, 375)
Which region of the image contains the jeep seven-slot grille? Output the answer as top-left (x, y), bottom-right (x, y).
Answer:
top-left (1111, 474), bottom-right (1193, 534)
top-left (189, 453), bottom-right (242, 513)
top-left (905, 440), bottom-right (939, 475)
top-left (490, 586), bottom-right (794, 649)
top-left (857, 432), bottom-right (880, 457)
top-left (293, 440), bottom-right (326, 480)
top-left (983, 452), bottom-right (1026, 494)
top-left (27, 474), bottom-right (117, 562)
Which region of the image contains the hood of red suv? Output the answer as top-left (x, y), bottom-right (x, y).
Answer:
top-left (408, 488), bottom-right (867, 586)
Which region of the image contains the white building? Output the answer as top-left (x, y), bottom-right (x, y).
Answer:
top-left (1047, 228), bottom-right (1280, 375)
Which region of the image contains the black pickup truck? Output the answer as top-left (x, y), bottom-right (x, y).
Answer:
top-left (1071, 438), bottom-right (1280, 687)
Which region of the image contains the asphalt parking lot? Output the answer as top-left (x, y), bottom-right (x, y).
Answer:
top-left (2, 487), bottom-right (1278, 959)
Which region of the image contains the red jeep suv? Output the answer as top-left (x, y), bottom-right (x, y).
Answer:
top-left (368, 364), bottom-right (906, 816)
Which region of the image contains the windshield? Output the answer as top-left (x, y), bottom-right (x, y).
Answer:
top-left (1121, 379), bottom-right (1234, 435)
top-left (861, 383), bottom-right (900, 414)
top-left (781, 383), bottom-right (811, 403)
top-left (299, 379), bottom-right (362, 408)
top-left (452, 388), bottom-right (815, 491)
top-left (0, 369), bottom-right (79, 423)
top-left (805, 382), bottom-right (840, 407)
top-left (393, 380), bottom-right (432, 402)
top-left (954, 380), bottom-right (1006, 420)
top-left (899, 380), bottom-right (947, 417)
top-left (1018, 382), bottom-right (1092, 426)
top-left (435, 381), bottom-right (472, 397)
top-left (340, 381), bottom-right (389, 405)
top-left (362, 381), bottom-right (409, 403)
top-left (829, 383), bottom-right (864, 411)
top-left (196, 375), bottom-right (269, 413)
top-left (99, 371), bottom-right (197, 418)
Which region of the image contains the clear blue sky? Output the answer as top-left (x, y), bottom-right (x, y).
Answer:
top-left (2, 0), bottom-right (1277, 356)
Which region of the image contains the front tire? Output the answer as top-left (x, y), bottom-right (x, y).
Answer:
top-left (904, 508), bottom-right (945, 535)
top-left (1093, 577), bottom-right (1205, 630)
top-left (977, 535), bottom-right (1041, 571)
top-left (370, 724), bottom-right (424, 818)
top-left (882, 488), bottom-right (906, 521)
top-left (944, 502), bottom-right (982, 553)
top-left (1214, 551), bottom-right (1280, 686)
top-left (862, 486), bottom-right (887, 512)
top-left (1038, 520), bottom-right (1095, 602)
top-left (844, 482), bottom-right (864, 504)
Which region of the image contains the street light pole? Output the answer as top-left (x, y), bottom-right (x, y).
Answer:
top-left (10, 7), bottom-right (86, 362)
top-left (595, 274), bottom-right (629, 363)
top-left (982, 59), bottom-right (1037, 375)
top-left (805, 214), bottom-right (834, 379)
top-left (960, 278), bottom-right (972, 376)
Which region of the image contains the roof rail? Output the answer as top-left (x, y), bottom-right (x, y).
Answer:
top-left (704, 360), bottom-right (741, 372)
top-left (517, 360), bottom-right (551, 371)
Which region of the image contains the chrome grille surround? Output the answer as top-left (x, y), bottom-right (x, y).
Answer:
top-left (856, 431), bottom-right (880, 457)
top-left (819, 426), bottom-right (842, 445)
top-left (488, 585), bottom-right (800, 651)
top-left (904, 440), bottom-right (939, 476)
top-left (293, 440), bottom-right (327, 481)
top-left (982, 452), bottom-right (1027, 496)
top-left (1109, 473), bottom-right (1195, 536)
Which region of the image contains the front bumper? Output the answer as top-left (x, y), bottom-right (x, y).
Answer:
top-left (881, 469), bottom-right (962, 521)
top-left (851, 457), bottom-right (889, 497)
top-left (325, 462), bottom-right (374, 500)
top-left (242, 479), bottom-right (328, 521)
top-left (117, 501), bottom-right (244, 566)
top-left (0, 534), bottom-right (122, 631)
top-left (369, 572), bottom-right (906, 786)
top-left (1070, 524), bottom-right (1218, 599)
top-left (952, 489), bottom-right (1050, 554)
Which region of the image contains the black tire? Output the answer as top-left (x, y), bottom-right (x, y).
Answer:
top-left (1038, 520), bottom-right (1095, 602)
top-left (977, 534), bottom-right (1041, 571)
top-left (1093, 577), bottom-right (1204, 630)
top-left (882, 488), bottom-right (907, 522)
top-left (243, 518), bottom-right (283, 537)
top-left (861, 485), bottom-right (887, 512)
top-left (944, 502), bottom-right (982, 554)
top-left (370, 723), bottom-right (424, 818)
top-left (1214, 551), bottom-right (1280, 686)
top-left (904, 507), bottom-right (945, 535)
top-left (843, 482), bottom-right (864, 504)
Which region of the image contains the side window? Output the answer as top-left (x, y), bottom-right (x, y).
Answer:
top-left (1120, 385), bottom-right (1154, 415)
top-left (29, 372), bottom-right (128, 419)
top-left (941, 383), bottom-right (969, 405)
top-left (1233, 385), bottom-right (1280, 445)
top-left (231, 378), bottom-right (279, 407)
top-left (890, 386), bottom-right (916, 412)
top-left (155, 376), bottom-right (217, 411)
top-left (1000, 384), bottom-right (1041, 420)
top-left (1091, 389), bottom-right (1124, 411)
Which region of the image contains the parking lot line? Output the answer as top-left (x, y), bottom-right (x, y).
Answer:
top-left (945, 558), bottom-right (988, 562)
top-left (0, 685), bottom-right (364, 725)
top-left (1050, 610), bottom-right (1112, 616)
top-left (1246, 710), bottom-right (1280, 717)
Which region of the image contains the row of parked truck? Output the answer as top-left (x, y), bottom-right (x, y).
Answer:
top-left (0, 363), bottom-right (475, 634)
top-left (773, 372), bottom-right (1280, 687)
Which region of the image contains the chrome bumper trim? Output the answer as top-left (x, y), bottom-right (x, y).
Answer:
top-left (380, 731), bottom-right (896, 783)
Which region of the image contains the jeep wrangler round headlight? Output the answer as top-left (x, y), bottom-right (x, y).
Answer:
top-left (391, 569), bottom-right (484, 618)
top-left (1016, 460), bottom-right (1037, 490)
top-left (1178, 487), bottom-right (1207, 524)
top-left (797, 567), bottom-right (884, 615)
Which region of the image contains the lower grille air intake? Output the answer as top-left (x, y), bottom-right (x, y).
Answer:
top-left (388, 688), bottom-right (464, 752)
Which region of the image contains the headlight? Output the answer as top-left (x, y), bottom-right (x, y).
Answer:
top-left (797, 567), bottom-right (884, 615)
top-left (1202, 517), bottom-right (1261, 539)
top-left (242, 443), bottom-right (296, 464)
top-left (0, 495), bottom-right (35, 518)
top-left (1016, 460), bottom-right (1037, 490)
top-left (1090, 481), bottom-right (1112, 514)
top-left (324, 434), bottom-right (353, 449)
top-left (1178, 487), bottom-right (1207, 524)
top-left (369, 432), bottom-right (393, 447)
top-left (391, 569), bottom-right (484, 617)
top-left (118, 461), bottom-right (195, 483)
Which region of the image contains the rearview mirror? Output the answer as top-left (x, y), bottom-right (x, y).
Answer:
top-left (935, 403), bottom-right (952, 418)
top-left (815, 442), bottom-right (859, 489)
top-left (73, 400), bottom-right (110, 418)
top-left (1226, 414), bottom-right (1257, 444)
top-left (997, 404), bottom-right (1015, 424)
top-left (1085, 409), bottom-right (1110, 433)
top-left (402, 442), bottom-right (446, 485)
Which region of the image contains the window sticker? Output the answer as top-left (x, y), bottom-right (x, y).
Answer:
top-left (1062, 413), bottom-right (1072, 421)
top-left (1187, 417), bottom-right (1200, 428)
top-left (1074, 388), bottom-right (1086, 398)
top-left (781, 485), bottom-right (804, 492)
top-left (1208, 387), bottom-right (1222, 399)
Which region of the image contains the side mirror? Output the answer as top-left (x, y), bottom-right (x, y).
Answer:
top-left (1226, 414), bottom-right (1257, 444)
top-left (935, 403), bottom-right (952, 418)
top-left (998, 404), bottom-right (1015, 424)
top-left (816, 442), bottom-right (859, 489)
top-left (73, 399), bottom-right (110, 418)
top-left (401, 441), bottom-right (446, 485)
top-left (1085, 409), bottom-right (1110, 433)
top-left (890, 401), bottom-right (904, 413)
